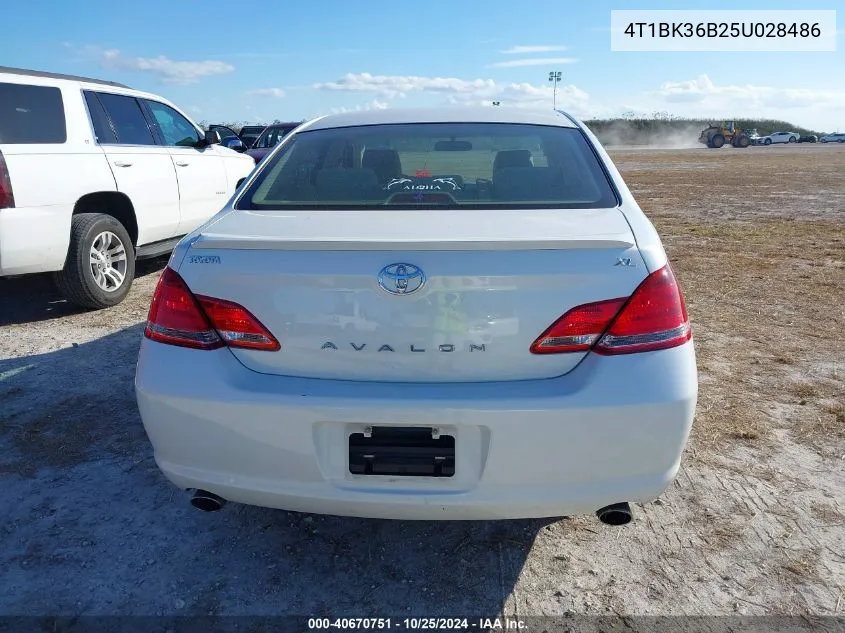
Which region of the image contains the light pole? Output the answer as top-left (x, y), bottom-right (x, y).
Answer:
top-left (548, 71), bottom-right (562, 110)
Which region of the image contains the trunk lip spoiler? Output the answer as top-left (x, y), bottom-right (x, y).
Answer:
top-left (188, 233), bottom-right (637, 251)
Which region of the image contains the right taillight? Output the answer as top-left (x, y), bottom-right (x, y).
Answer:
top-left (595, 264), bottom-right (691, 355)
top-left (530, 264), bottom-right (691, 356)
top-left (0, 151), bottom-right (15, 209)
top-left (144, 267), bottom-right (279, 351)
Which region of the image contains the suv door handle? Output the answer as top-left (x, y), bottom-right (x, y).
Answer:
top-left (113, 161), bottom-right (133, 167)
top-left (175, 161), bottom-right (190, 167)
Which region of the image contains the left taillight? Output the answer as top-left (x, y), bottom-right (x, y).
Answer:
top-left (144, 267), bottom-right (279, 351)
top-left (0, 150), bottom-right (15, 209)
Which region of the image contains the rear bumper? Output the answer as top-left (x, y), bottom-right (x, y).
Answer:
top-left (0, 206), bottom-right (72, 275)
top-left (135, 341), bottom-right (698, 520)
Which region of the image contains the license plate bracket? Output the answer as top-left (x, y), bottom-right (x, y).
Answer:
top-left (349, 426), bottom-right (455, 477)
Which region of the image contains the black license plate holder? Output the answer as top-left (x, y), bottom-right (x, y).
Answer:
top-left (349, 427), bottom-right (455, 477)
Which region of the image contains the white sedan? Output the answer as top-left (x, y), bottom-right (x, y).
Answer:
top-left (820, 133), bottom-right (845, 143)
top-left (135, 107), bottom-right (698, 524)
top-left (758, 131), bottom-right (799, 145)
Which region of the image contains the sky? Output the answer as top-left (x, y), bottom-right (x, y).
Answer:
top-left (1, 0), bottom-right (842, 131)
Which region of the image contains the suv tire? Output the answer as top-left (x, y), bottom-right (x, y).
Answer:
top-left (54, 213), bottom-right (136, 309)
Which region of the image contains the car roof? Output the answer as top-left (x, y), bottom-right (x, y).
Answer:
top-left (0, 65), bottom-right (130, 88)
top-left (303, 107), bottom-right (579, 131)
top-left (0, 65), bottom-right (181, 106)
top-left (265, 122), bottom-right (301, 128)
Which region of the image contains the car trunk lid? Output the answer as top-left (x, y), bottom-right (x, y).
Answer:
top-left (176, 208), bottom-right (647, 382)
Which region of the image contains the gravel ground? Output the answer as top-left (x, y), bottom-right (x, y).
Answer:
top-left (1, 144), bottom-right (843, 624)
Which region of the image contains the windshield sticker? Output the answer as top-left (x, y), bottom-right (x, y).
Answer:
top-left (384, 177), bottom-right (462, 191)
top-left (432, 177), bottom-right (461, 191)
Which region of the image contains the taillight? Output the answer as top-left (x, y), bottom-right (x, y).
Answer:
top-left (530, 264), bottom-right (691, 356)
top-left (530, 298), bottom-right (626, 354)
top-left (195, 295), bottom-right (280, 351)
top-left (0, 151), bottom-right (15, 209)
top-left (144, 267), bottom-right (279, 351)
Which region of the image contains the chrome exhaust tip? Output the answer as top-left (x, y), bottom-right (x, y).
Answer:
top-left (596, 502), bottom-right (632, 526)
top-left (190, 489), bottom-right (227, 512)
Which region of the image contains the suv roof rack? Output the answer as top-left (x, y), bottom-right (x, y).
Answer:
top-left (0, 66), bottom-right (131, 89)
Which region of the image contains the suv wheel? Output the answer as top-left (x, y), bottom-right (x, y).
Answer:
top-left (54, 213), bottom-right (136, 309)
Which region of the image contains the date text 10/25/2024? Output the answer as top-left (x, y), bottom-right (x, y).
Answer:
top-left (307, 617), bottom-right (528, 631)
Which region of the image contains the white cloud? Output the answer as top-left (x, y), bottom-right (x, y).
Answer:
top-left (245, 87), bottom-right (286, 98)
top-left (98, 48), bottom-right (233, 84)
top-left (315, 73), bottom-right (501, 100)
top-left (488, 57), bottom-right (578, 68)
top-left (655, 74), bottom-right (840, 109)
top-left (313, 73), bottom-right (589, 114)
top-left (632, 74), bottom-right (845, 130)
top-left (501, 45), bottom-right (568, 54)
top-left (327, 99), bottom-right (390, 115)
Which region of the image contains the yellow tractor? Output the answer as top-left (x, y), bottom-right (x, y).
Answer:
top-left (698, 121), bottom-right (752, 148)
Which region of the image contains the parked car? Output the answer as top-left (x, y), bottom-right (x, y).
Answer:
top-left (245, 122), bottom-right (300, 164)
top-left (135, 107), bottom-right (698, 524)
top-left (758, 131), bottom-right (798, 145)
top-left (0, 66), bottom-right (254, 308)
top-left (820, 133), bottom-right (845, 143)
top-left (238, 125), bottom-right (266, 148)
top-left (209, 124), bottom-right (247, 152)
top-left (745, 129), bottom-right (761, 145)
top-left (797, 135), bottom-right (818, 143)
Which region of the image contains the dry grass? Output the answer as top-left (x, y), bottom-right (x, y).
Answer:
top-left (611, 146), bottom-right (845, 457)
top-left (810, 501), bottom-right (845, 525)
top-left (776, 547), bottom-right (822, 582)
top-left (794, 402), bottom-right (845, 453)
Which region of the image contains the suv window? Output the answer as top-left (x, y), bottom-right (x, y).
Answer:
top-left (254, 126), bottom-right (297, 149)
top-left (239, 123), bottom-right (618, 210)
top-left (96, 93), bottom-right (156, 145)
top-left (83, 91), bottom-right (117, 144)
top-left (146, 101), bottom-right (201, 147)
top-left (0, 82), bottom-right (66, 144)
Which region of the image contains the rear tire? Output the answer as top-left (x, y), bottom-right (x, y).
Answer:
top-left (711, 134), bottom-right (725, 148)
top-left (54, 213), bottom-right (136, 309)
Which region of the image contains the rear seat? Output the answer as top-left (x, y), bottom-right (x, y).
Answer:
top-left (314, 168), bottom-right (380, 200)
top-left (492, 166), bottom-right (565, 201)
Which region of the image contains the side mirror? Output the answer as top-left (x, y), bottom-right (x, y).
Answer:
top-left (204, 129), bottom-right (222, 145)
top-left (222, 136), bottom-right (247, 152)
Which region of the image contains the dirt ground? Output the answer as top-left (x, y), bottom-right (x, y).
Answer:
top-left (0, 143), bottom-right (843, 622)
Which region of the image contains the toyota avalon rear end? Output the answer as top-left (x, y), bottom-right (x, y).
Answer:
top-left (134, 108), bottom-right (697, 522)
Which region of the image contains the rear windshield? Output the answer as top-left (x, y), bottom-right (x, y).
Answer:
top-left (0, 83), bottom-right (67, 144)
top-left (237, 123), bottom-right (618, 210)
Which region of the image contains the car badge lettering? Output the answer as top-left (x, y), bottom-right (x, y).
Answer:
top-left (189, 255), bottom-right (221, 264)
top-left (320, 342), bottom-right (486, 352)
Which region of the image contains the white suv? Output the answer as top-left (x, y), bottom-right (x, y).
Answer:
top-left (0, 67), bottom-right (254, 308)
